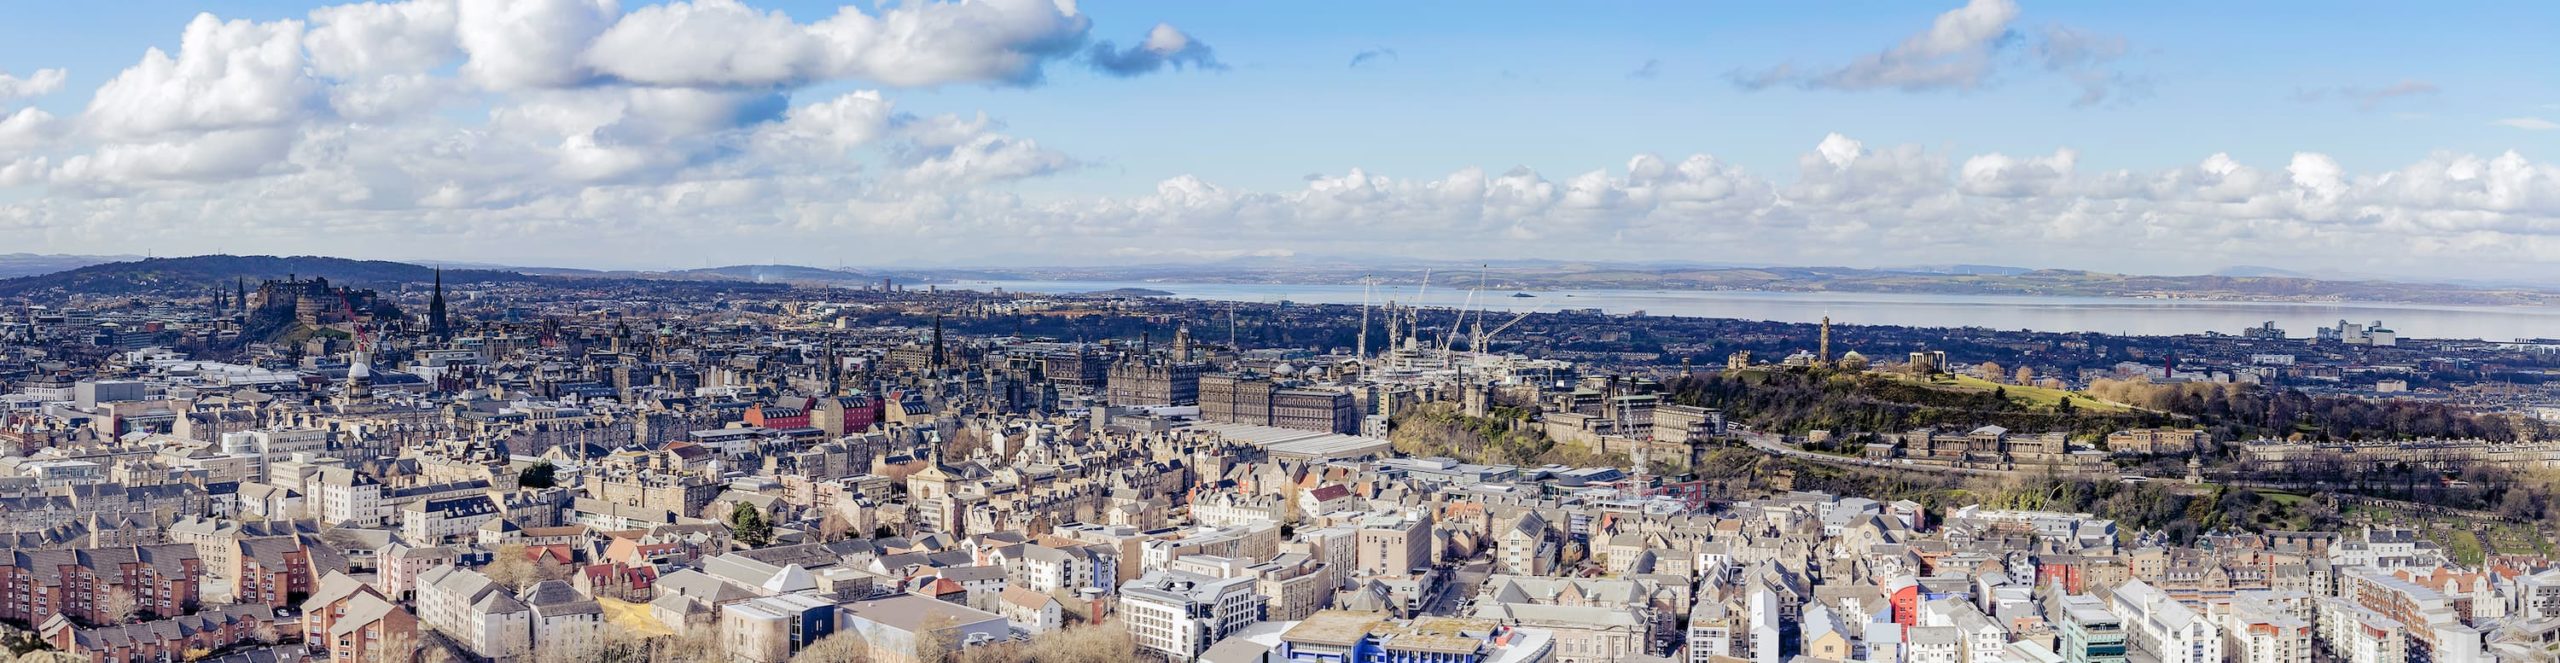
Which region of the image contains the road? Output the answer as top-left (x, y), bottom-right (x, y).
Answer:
top-left (1731, 429), bottom-right (2039, 479)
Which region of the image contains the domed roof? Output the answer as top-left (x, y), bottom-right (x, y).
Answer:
top-left (1271, 363), bottom-right (1299, 376)
top-left (1841, 350), bottom-right (1867, 361)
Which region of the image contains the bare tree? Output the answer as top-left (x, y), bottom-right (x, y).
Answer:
top-left (364, 623), bottom-right (419, 663)
top-left (251, 621), bottom-right (283, 645)
top-left (652, 618), bottom-right (725, 663)
top-left (792, 630), bottom-right (872, 663)
top-left (951, 622), bottom-right (1137, 663)
top-left (484, 544), bottom-right (539, 592)
top-left (99, 586), bottom-right (141, 625)
top-left (913, 614), bottom-right (960, 663)
top-left (2014, 366), bottom-right (2035, 386)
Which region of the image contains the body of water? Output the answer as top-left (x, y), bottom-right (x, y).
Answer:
top-left (953, 280), bottom-right (2560, 341)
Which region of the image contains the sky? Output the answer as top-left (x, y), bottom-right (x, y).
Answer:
top-left (1, 1), bottom-right (2557, 279)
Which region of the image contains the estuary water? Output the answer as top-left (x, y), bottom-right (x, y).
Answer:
top-left (953, 280), bottom-right (2560, 341)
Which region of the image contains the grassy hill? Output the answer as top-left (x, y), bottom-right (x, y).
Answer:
top-left (1884, 372), bottom-right (2140, 413)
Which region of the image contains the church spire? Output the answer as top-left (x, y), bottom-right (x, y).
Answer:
top-left (427, 267), bottom-right (451, 340)
top-left (931, 313), bottom-right (952, 373)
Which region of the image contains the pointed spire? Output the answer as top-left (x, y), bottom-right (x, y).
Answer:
top-left (428, 266), bottom-right (452, 340)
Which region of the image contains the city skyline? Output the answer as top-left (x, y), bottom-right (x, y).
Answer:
top-left (3, 1), bottom-right (2559, 279)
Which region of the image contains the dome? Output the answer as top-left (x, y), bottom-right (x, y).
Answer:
top-left (1270, 363), bottom-right (1299, 376)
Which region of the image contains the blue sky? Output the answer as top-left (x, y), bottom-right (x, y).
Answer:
top-left (1, 0), bottom-right (2557, 277)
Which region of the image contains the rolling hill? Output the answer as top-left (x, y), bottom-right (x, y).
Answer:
top-left (0, 255), bottom-right (536, 297)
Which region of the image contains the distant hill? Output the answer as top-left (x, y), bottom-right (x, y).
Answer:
top-left (667, 264), bottom-right (877, 284)
top-left (2211, 265), bottom-right (2317, 278)
top-left (939, 261), bottom-right (2560, 307)
top-left (0, 255), bottom-right (535, 297)
top-left (0, 253), bottom-right (140, 279)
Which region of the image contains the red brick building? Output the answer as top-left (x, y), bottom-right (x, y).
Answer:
top-left (236, 538), bottom-right (317, 608)
top-left (0, 545), bottom-right (202, 629)
top-left (743, 405), bottom-right (811, 429)
top-left (43, 604), bottom-right (271, 663)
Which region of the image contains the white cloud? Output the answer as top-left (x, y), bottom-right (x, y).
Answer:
top-left (306, 0), bottom-right (459, 78)
top-left (84, 14), bottom-right (316, 138)
top-left (0, 68), bottom-right (69, 102)
top-left (456, 0), bottom-right (619, 90)
top-left (1738, 0), bottom-right (2018, 92)
top-left (1959, 148), bottom-right (2075, 197)
top-left (0, 108), bottom-right (57, 153)
top-left (804, 0), bottom-right (1093, 87)
top-left (583, 0), bottom-right (818, 87)
top-left (0, 157), bottom-right (43, 187)
top-left (7, 0), bottom-right (2560, 278)
top-left (2495, 117), bottom-right (2559, 131)
top-left (1735, 0), bottom-right (2141, 106)
top-left (52, 128), bottom-right (297, 185)
top-left (14, 130), bottom-right (2560, 276)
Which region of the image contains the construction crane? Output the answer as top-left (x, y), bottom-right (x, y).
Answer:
top-left (1356, 275), bottom-right (1375, 360)
top-left (1408, 269), bottom-right (1431, 352)
top-left (1442, 265), bottom-right (1488, 355)
top-left (1473, 309), bottom-right (1536, 354)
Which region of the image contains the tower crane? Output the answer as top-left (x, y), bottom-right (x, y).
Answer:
top-left (1473, 308), bottom-right (1537, 354)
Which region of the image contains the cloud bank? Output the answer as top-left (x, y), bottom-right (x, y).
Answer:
top-left (2, 0), bottom-right (2559, 279)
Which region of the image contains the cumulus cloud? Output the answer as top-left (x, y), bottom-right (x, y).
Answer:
top-left (1087, 23), bottom-right (1223, 77)
top-left (882, 113), bottom-right (1075, 187)
top-left (3, 0), bottom-right (1210, 192)
top-left (84, 14), bottom-right (318, 138)
top-left (1959, 148), bottom-right (2076, 197)
top-left (13, 128), bottom-right (2560, 275)
top-left (566, 0), bottom-right (1221, 88)
top-left (306, 0), bottom-right (459, 78)
top-left (0, 68), bottom-right (69, 102)
top-left (456, 0), bottom-right (618, 90)
top-left (7, 0), bottom-right (2560, 277)
top-left (0, 109), bottom-right (57, 153)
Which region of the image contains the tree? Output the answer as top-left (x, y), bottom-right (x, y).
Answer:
top-left (913, 615), bottom-right (960, 663)
top-left (364, 624), bottom-right (419, 663)
top-left (100, 586), bottom-right (140, 625)
top-left (730, 502), bottom-right (774, 548)
top-left (519, 461), bottom-right (558, 489)
top-left (1979, 362), bottom-right (2005, 383)
top-left (792, 631), bottom-right (871, 663)
top-left (2014, 366), bottom-right (2036, 385)
top-left (485, 544), bottom-right (540, 592)
top-left (650, 619), bottom-right (725, 663)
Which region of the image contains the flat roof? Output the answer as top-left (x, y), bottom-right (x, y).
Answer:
top-left (1192, 422), bottom-right (1392, 460)
top-left (1281, 611), bottom-right (1385, 647)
